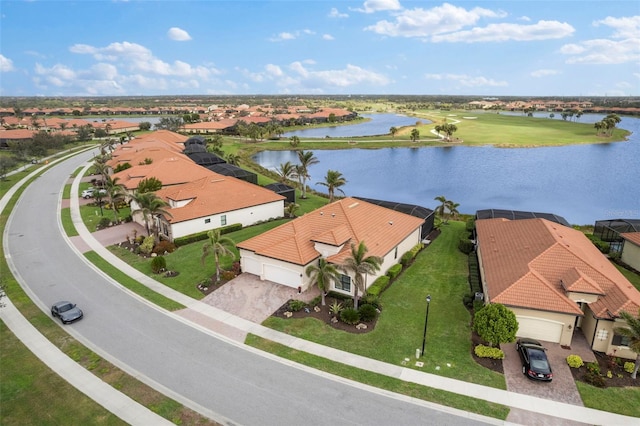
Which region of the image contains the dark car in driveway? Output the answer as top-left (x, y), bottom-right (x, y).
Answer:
top-left (51, 301), bottom-right (83, 324)
top-left (516, 338), bottom-right (553, 382)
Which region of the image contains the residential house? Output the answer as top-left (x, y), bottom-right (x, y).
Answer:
top-left (621, 232), bottom-right (640, 272)
top-left (237, 197), bottom-right (424, 294)
top-left (476, 218), bottom-right (640, 360)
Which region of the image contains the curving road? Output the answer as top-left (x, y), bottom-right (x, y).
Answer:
top-left (5, 151), bottom-right (488, 425)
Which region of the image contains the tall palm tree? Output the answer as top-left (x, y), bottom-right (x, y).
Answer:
top-left (317, 169), bottom-right (347, 203)
top-left (389, 126), bottom-right (398, 141)
top-left (130, 191), bottom-right (172, 239)
top-left (410, 128), bottom-right (420, 142)
top-left (305, 258), bottom-right (340, 306)
top-left (276, 161), bottom-right (296, 183)
top-left (201, 229), bottom-right (236, 284)
top-left (434, 195), bottom-right (448, 219)
top-left (614, 309), bottom-right (640, 379)
top-left (445, 200), bottom-right (460, 223)
top-left (341, 241), bottom-right (383, 309)
top-left (297, 150), bottom-right (318, 199)
top-left (104, 176), bottom-right (126, 224)
top-left (225, 153), bottom-right (241, 165)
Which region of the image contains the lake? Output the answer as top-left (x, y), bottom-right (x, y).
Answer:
top-left (254, 114), bottom-right (639, 226)
top-left (282, 113), bottom-right (421, 138)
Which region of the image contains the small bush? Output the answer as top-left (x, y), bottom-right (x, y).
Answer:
top-left (586, 361), bottom-right (600, 375)
top-left (358, 304), bottom-right (378, 322)
top-left (288, 300), bottom-right (306, 312)
top-left (566, 355), bottom-right (584, 368)
top-left (340, 307), bottom-right (360, 325)
top-left (586, 234), bottom-right (610, 254)
top-left (366, 276), bottom-right (389, 296)
top-left (98, 217), bottom-right (111, 229)
top-left (220, 270), bottom-right (236, 281)
top-left (466, 217), bottom-right (475, 232)
top-left (474, 344), bottom-right (505, 359)
top-left (328, 300), bottom-right (343, 315)
top-left (386, 264), bottom-right (402, 279)
top-left (174, 223), bottom-right (243, 246)
top-left (139, 236), bottom-right (155, 255)
top-left (584, 371), bottom-right (606, 388)
top-left (152, 240), bottom-right (177, 255)
top-left (458, 238), bottom-right (474, 254)
top-left (150, 256), bottom-right (166, 274)
top-left (463, 294), bottom-right (474, 308)
top-left (309, 295), bottom-right (322, 307)
top-left (624, 362), bottom-right (635, 374)
top-left (360, 294), bottom-right (381, 310)
top-left (400, 251), bottom-right (413, 266)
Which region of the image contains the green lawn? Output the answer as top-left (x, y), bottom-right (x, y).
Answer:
top-left (615, 263), bottom-right (640, 291)
top-left (576, 382), bottom-right (640, 418)
top-left (262, 221), bottom-right (506, 389)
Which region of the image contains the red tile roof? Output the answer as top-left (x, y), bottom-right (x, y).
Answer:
top-left (238, 197), bottom-right (424, 266)
top-left (621, 232), bottom-right (640, 246)
top-left (476, 218), bottom-right (640, 318)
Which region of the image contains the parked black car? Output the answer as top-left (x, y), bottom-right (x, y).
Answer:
top-left (51, 301), bottom-right (84, 324)
top-left (516, 338), bottom-right (553, 381)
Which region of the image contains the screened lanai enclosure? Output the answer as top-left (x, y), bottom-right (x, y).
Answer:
top-left (475, 209), bottom-right (571, 227)
top-left (205, 163), bottom-right (258, 185)
top-left (186, 151), bottom-right (226, 166)
top-left (355, 197), bottom-right (435, 240)
top-left (593, 219), bottom-right (640, 252)
top-left (264, 183), bottom-right (296, 204)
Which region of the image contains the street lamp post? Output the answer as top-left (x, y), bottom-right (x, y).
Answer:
top-left (421, 294), bottom-right (431, 357)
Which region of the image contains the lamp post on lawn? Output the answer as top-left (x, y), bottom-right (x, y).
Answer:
top-left (421, 294), bottom-right (431, 357)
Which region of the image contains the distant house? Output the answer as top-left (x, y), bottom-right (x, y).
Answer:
top-left (594, 218), bottom-right (640, 253)
top-left (476, 218), bottom-right (640, 360)
top-left (237, 197), bottom-right (424, 293)
top-left (621, 232), bottom-right (640, 272)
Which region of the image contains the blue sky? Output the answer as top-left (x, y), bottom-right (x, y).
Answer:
top-left (1, 0), bottom-right (638, 97)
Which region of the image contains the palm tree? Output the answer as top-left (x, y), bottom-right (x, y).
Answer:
top-left (410, 128), bottom-right (420, 142)
top-left (614, 309), bottom-right (640, 379)
top-left (434, 195), bottom-right (448, 219)
top-left (289, 136), bottom-right (300, 147)
top-left (445, 200), bottom-right (460, 223)
top-left (305, 258), bottom-right (340, 306)
top-left (341, 241), bottom-right (383, 309)
top-left (297, 150), bottom-right (318, 199)
top-left (389, 126), bottom-right (398, 141)
top-left (285, 202), bottom-right (299, 218)
top-left (104, 176), bottom-right (126, 224)
top-left (225, 153), bottom-right (241, 165)
top-left (276, 161), bottom-right (296, 183)
top-left (130, 191), bottom-right (172, 239)
top-left (317, 169), bottom-right (347, 203)
top-left (201, 229), bottom-right (236, 284)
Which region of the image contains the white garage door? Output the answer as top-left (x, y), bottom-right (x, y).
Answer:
top-left (516, 316), bottom-right (563, 343)
top-left (264, 264), bottom-right (300, 288)
top-left (242, 257), bottom-right (261, 276)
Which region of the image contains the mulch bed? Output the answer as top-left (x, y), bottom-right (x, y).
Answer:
top-left (570, 353), bottom-right (639, 388)
top-left (471, 330), bottom-right (504, 374)
top-left (272, 296), bottom-right (378, 334)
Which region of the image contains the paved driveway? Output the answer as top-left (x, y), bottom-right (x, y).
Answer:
top-left (502, 333), bottom-right (597, 425)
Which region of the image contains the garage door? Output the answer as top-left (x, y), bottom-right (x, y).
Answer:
top-left (264, 264), bottom-right (301, 288)
top-left (242, 257), bottom-right (261, 276)
top-left (516, 316), bottom-right (563, 343)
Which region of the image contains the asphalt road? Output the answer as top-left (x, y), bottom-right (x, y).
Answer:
top-left (5, 151), bottom-right (488, 425)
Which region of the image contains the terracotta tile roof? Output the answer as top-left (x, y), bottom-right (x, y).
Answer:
top-left (182, 119), bottom-right (237, 130)
top-left (621, 232), bottom-right (640, 246)
top-left (112, 156), bottom-right (212, 190)
top-left (155, 175), bottom-right (285, 224)
top-left (476, 218), bottom-right (640, 317)
top-left (108, 146), bottom-right (188, 170)
top-left (238, 197), bottom-right (424, 266)
top-left (0, 129), bottom-right (35, 139)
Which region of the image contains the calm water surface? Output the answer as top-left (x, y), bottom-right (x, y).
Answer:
top-left (254, 114), bottom-right (639, 225)
top-left (282, 113), bottom-right (421, 138)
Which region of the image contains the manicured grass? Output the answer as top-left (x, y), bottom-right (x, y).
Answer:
top-left (79, 204), bottom-right (131, 232)
top-left (262, 221), bottom-right (506, 389)
top-left (246, 334), bottom-right (510, 420)
top-left (61, 207), bottom-right (79, 236)
top-left (614, 263), bottom-right (640, 291)
top-left (576, 382), bottom-right (640, 417)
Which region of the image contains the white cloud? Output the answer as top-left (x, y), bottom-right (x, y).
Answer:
top-left (432, 20), bottom-right (575, 43)
top-left (594, 15), bottom-right (640, 39)
top-left (167, 27), bottom-right (192, 41)
top-left (0, 54), bottom-right (15, 72)
top-left (519, 16), bottom-right (531, 22)
top-left (270, 32), bottom-right (296, 42)
top-left (265, 64), bottom-right (283, 77)
top-left (365, 3), bottom-right (505, 37)
top-left (328, 8), bottom-right (348, 18)
top-left (289, 62), bottom-right (390, 87)
top-left (357, 0), bottom-right (402, 14)
top-left (424, 73), bottom-right (508, 87)
top-left (530, 69), bottom-right (560, 78)
top-left (323, 34), bottom-right (335, 40)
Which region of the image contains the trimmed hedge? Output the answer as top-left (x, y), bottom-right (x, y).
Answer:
top-left (458, 238), bottom-right (474, 254)
top-left (358, 304), bottom-right (378, 322)
top-left (386, 264), bottom-right (402, 279)
top-left (566, 355), bottom-right (584, 368)
top-left (474, 344), bottom-right (505, 360)
top-left (366, 275), bottom-right (389, 297)
top-left (400, 251), bottom-right (413, 266)
top-left (174, 223), bottom-right (243, 246)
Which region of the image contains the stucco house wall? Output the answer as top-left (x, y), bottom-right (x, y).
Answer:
top-left (583, 306), bottom-right (637, 360)
top-left (509, 307), bottom-right (576, 347)
top-left (621, 239), bottom-right (640, 271)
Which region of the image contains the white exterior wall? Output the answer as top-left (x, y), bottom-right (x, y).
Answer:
top-left (621, 240), bottom-right (640, 271)
top-left (238, 248), bottom-right (308, 289)
top-left (510, 307), bottom-right (576, 346)
top-left (170, 201), bottom-right (284, 239)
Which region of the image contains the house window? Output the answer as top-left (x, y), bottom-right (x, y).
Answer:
top-left (204, 218), bottom-right (211, 224)
top-left (394, 247), bottom-right (398, 259)
top-left (612, 334), bottom-right (631, 347)
top-left (221, 215), bottom-right (227, 226)
top-left (596, 329), bottom-right (608, 341)
top-left (335, 274), bottom-right (351, 292)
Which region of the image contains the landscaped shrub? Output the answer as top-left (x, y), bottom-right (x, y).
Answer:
top-left (386, 264), bottom-right (402, 280)
top-left (624, 362), bottom-right (635, 374)
top-left (458, 238), bottom-right (474, 254)
top-left (584, 371), bottom-right (606, 388)
top-left (360, 294), bottom-right (381, 310)
top-left (98, 217), bottom-right (111, 229)
top-left (586, 361), bottom-right (600, 375)
top-left (566, 355), bottom-right (584, 368)
top-left (139, 236), bottom-right (155, 255)
top-left (328, 300), bottom-right (343, 315)
top-left (174, 223), bottom-right (243, 246)
top-left (474, 344), bottom-right (505, 359)
top-left (366, 276), bottom-right (389, 296)
top-left (466, 217), bottom-right (475, 232)
top-left (400, 251), bottom-right (413, 267)
top-left (586, 234), bottom-right (610, 254)
top-left (152, 240), bottom-right (177, 255)
top-left (463, 293), bottom-right (474, 309)
top-left (358, 304), bottom-right (378, 322)
top-left (309, 295), bottom-right (322, 307)
top-left (340, 307), bottom-right (360, 325)
top-left (288, 300), bottom-right (306, 312)
top-left (150, 256), bottom-right (166, 274)
top-left (220, 270), bottom-right (236, 281)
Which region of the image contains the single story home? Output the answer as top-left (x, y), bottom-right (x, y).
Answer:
top-left (476, 218), bottom-right (640, 360)
top-left (237, 197), bottom-right (425, 295)
top-left (621, 232), bottom-right (640, 272)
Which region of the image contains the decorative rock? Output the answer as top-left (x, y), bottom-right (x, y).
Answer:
top-left (330, 316), bottom-right (338, 323)
top-left (284, 311), bottom-right (293, 318)
top-left (314, 306), bottom-right (321, 312)
top-left (355, 323), bottom-right (367, 330)
top-left (151, 252), bottom-right (157, 257)
top-left (415, 361), bottom-right (424, 367)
